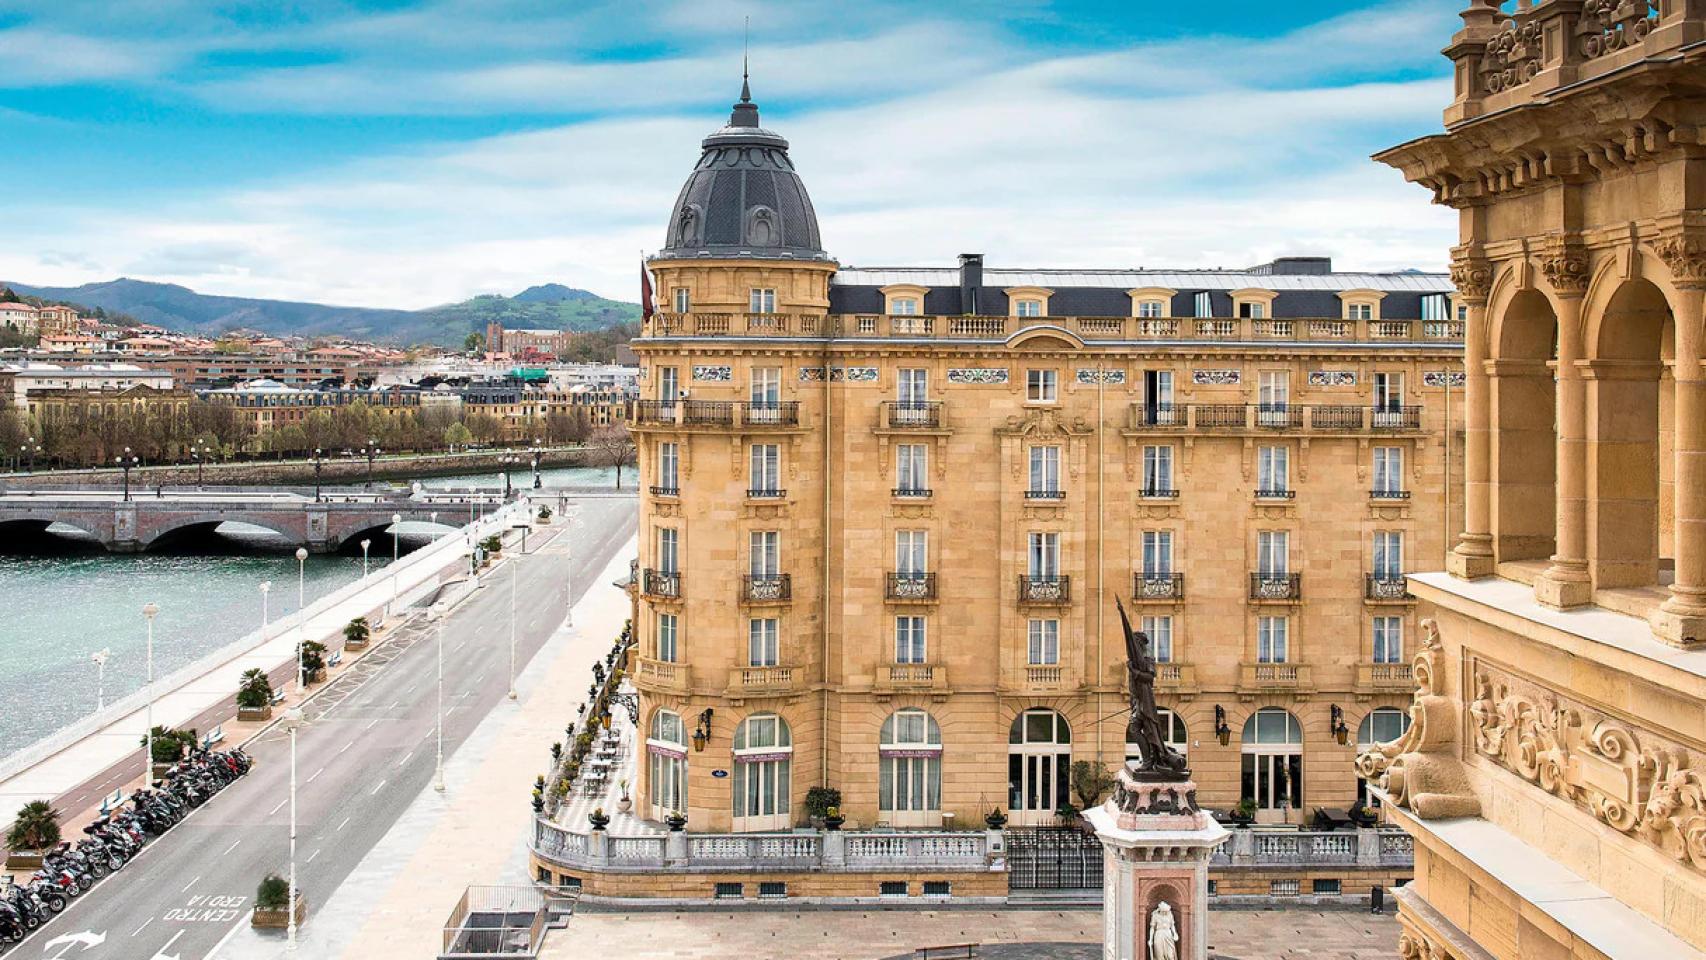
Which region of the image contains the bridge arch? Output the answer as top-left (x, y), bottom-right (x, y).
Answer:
top-left (139, 513), bottom-right (306, 551)
top-left (0, 517), bottom-right (105, 549)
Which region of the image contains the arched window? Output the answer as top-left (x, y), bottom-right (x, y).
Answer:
top-left (1240, 708), bottom-right (1303, 813)
top-left (1125, 708), bottom-right (1189, 765)
top-left (732, 713), bottom-right (792, 831)
top-left (1007, 709), bottom-right (1071, 825)
top-left (647, 709), bottom-right (688, 822)
top-left (879, 709), bottom-right (942, 826)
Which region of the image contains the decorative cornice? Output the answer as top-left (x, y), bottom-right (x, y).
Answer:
top-left (1653, 234), bottom-right (1706, 290)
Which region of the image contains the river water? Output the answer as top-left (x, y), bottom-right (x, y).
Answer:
top-left (0, 464), bottom-right (626, 759)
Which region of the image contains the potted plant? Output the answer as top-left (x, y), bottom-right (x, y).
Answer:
top-left (251, 873), bottom-right (304, 929)
top-left (342, 616), bottom-right (371, 650)
top-left (297, 639), bottom-right (328, 683)
top-left (5, 800), bottom-right (60, 871)
top-left (589, 807), bottom-right (610, 830)
top-left (1232, 797), bottom-right (1258, 827)
top-left (550, 742), bottom-right (562, 763)
top-left (1055, 803), bottom-right (1082, 827)
top-left (537, 505), bottom-right (553, 524)
top-left (481, 534), bottom-right (502, 558)
top-left (531, 789), bottom-right (545, 813)
top-left (666, 810), bottom-right (688, 832)
top-left (804, 786), bottom-right (842, 828)
top-left (822, 805), bottom-right (845, 831)
top-left (143, 726), bottom-right (198, 778)
top-left (616, 779), bottom-right (632, 814)
top-left (235, 668), bottom-right (274, 721)
top-left (984, 808), bottom-right (1008, 830)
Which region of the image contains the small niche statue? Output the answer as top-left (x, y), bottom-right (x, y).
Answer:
top-left (1148, 900), bottom-right (1179, 960)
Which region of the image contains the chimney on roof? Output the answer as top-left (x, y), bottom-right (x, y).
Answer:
top-left (959, 254), bottom-right (983, 315)
top-left (1251, 257), bottom-right (1333, 276)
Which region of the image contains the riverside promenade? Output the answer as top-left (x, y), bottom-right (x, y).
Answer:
top-left (0, 500), bottom-right (528, 843)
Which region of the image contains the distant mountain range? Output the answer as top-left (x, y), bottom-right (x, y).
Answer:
top-left (0, 278), bottom-right (641, 346)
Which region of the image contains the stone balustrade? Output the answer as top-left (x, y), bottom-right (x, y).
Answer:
top-left (641, 312), bottom-right (1464, 344)
top-left (532, 818), bottom-right (998, 873)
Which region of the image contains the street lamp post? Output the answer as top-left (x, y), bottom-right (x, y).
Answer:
top-left (295, 546), bottom-right (308, 694)
top-left (116, 447), bottom-right (139, 501)
top-left (142, 602), bottom-right (158, 785)
top-left (530, 442), bottom-right (542, 489)
top-left (508, 541), bottom-right (518, 700)
top-left (260, 581), bottom-right (272, 640)
top-left (89, 648), bottom-right (110, 712)
top-left (434, 620), bottom-right (445, 792)
top-left (467, 488), bottom-right (476, 527)
top-left (311, 448), bottom-right (325, 502)
top-left (388, 513), bottom-right (402, 616)
top-left (284, 706), bottom-right (303, 955)
top-left (21, 437), bottom-right (40, 473)
top-left (361, 440), bottom-right (380, 489)
top-left (360, 538), bottom-right (372, 578)
top-left (190, 439), bottom-right (210, 487)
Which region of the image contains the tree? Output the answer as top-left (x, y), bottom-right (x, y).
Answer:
top-left (298, 639), bottom-right (328, 680)
top-left (7, 800), bottom-right (61, 852)
top-left (343, 616), bottom-right (370, 646)
top-left (1069, 760), bottom-right (1117, 808)
top-left (256, 873), bottom-right (290, 911)
top-left (142, 726), bottom-right (200, 764)
top-left (235, 668), bottom-right (273, 709)
top-left (463, 331), bottom-right (486, 354)
top-left (588, 424), bottom-right (635, 488)
top-left (444, 421), bottom-right (473, 451)
top-left (466, 412), bottom-right (505, 444)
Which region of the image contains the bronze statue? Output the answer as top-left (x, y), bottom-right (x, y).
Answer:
top-left (1118, 597), bottom-right (1189, 778)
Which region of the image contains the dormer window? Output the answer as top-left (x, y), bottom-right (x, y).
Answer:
top-left (1348, 303), bottom-right (1373, 321)
top-left (1016, 300), bottom-right (1042, 318)
top-left (1337, 289), bottom-right (1386, 322)
top-left (1005, 286), bottom-right (1054, 319)
top-left (1138, 301), bottom-right (1164, 318)
top-left (891, 298), bottom-right (919, 316)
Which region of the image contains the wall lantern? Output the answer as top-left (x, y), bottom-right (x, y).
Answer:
top-left (1331, 705), bottom-right (1350, 746)
top-left (1214, 705), bottom-right (1231, 746)
top-left (692, 708), bottom-right (715, 753)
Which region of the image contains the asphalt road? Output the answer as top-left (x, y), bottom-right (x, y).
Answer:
top-left (9, 494), bottom-right (636, 960)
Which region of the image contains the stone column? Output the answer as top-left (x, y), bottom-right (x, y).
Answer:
top-left (1448, 268), bottom-right (1495, 579)
top-left (1656, 284), bottom-right (1706, 646)
top-left (1087, 771), bottom-right (1227, 960)
top-left (1537, 295), bottom-right (1592, 608)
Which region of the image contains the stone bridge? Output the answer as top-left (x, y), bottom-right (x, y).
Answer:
top-left (0, 489), bottom-right (500, 553)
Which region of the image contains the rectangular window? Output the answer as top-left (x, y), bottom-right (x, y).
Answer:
top-left (1312, 879), bottom-right (1342, 896)
top-left (656, 612), bottom-right (678, 663)
top-left (1373, 616), bottom-right (1403, 664)
top-left (658, 442), bottom-right (679, 491)
top-left (748, 618), bottom-right (779, 667)
top-left (1015, 299), bottom-right (1042, 317)
top-left (1238, 301), bottom-right (1266, 319)
top-left (758, 881), bottom-right (787, 900)
top-left (897, 368), bottom-right (928, 405)
top-left (1372, 446), bottom-right (1403, 495)
top-left (1028, 445), bottom-right (1061, 495)
top-left (896, 444), bottom-right (928, 493)
top-left (750, 367), bottom-right (781, 406)
top-left (657, 366), bottom-right (679, 401)
top-left (749, 443), bottom-right (780, 493)
top-left (922, 881), bottom-right (951, 897)
top-left (895, 616), bottom-right (927, 664)
top-left (1420, 294), bottom-right (1448, 321)
top-left (1142, 614), bottom-right (1173, 662)
top-left (1348, 303), bottom-right (1374, 321)
top-left (1374, 530), bottom-right (1403, 579)
top-left (672, 287), bottom-right (690, 314)
top-left (879, 881), bottom-right (908, 898)
top-left (1142, 445), bottom-right (1173, 494)
top-left (749, 288), bottom-right (776, 313)
top-left (750, 530), bottom-right (779, 577)
top-left (1258, 616), bottom-right (1289, 663)
top-left (1374, 372), bottom-right (1404, 411)
top-left (1141, 531), bottom-right (1172, 576)
top-left (1142, 369), bottom-right (1174, 408)
top-left (1258, 446), bottom-right (1289, 494)
top-left (656, 527), bottom-right (679, 574)
top-left (1257, 530), bottom-right (1288, 576)
top-left (1193, 292), bottom-right (1213, 317)
top-left (890, 298), bottom-right (919, 316)
top-left (1027, 618), bottom-right (1060, 665)
top-left (895, 530), bottom-right (928, 576)
top-left (715, 883), bottom-right (743, 900)
top-left (1027, 532), bottom-right (1060, 579)
top-left (1026, 369), bottom-right (1057, 403)
top-left (1138, 300), bottom-right (1164, 319)
top-left (1258, 370), bottom-right (1289, 409)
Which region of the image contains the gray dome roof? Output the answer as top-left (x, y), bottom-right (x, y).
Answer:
top-left (657, 82), bottom-right (828, 262)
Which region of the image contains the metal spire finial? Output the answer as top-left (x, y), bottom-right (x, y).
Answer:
top-left (740, 17), bottom-right (751, 103)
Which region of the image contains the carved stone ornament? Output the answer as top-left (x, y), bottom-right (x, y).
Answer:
top-left (1469, 658), bottom-right (1706, 873)
top-left (1653, 234), bottom-right (1706, 289)
top-left (1578, 0), bottom-right (1660, 61)
top-left (1480, 14), bottom-right (1543, 93)
top-left (1540, 243), bottom-right (1590, 296)
top-left (1450, 258), bottom-right (1493, 303)
top-left (1354, 620), bottom-right (1482, 819)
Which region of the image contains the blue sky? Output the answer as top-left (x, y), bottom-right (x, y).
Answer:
top-left (0, 0), bottom-right (1461, 308)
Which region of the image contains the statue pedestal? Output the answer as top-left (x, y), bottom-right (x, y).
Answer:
top-left (1086, 770), bottom-right (1227, 960)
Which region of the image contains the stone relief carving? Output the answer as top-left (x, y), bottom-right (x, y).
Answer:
top-left (947, 368), bottom-right (1008, 385)
top-left (1449, 257), bottom-right (1493, 303)
top-left (1192, 369), bottom-right (1239, 386)
top-left (1075, 369), bottom-right (1125, 385)
top-left (1579, 0), bottom-right (1660, 60)
top-left (1423, 372), bottom-right (1466, 388)
top-left (1653, 234), bottom-right (1706, 289)
top-left (691, 365), bottom-right (732, 382)
top-left (1308, 370), bottom-right (1357, 387)
top-left (1540, 242), bottom-right (1590, 296)
top-left (1481, 15), bottom-right (1543, 92)
top-left (1354, 620), bottom-right (1482, 819)
top-left (1468, 658), bottom-right (1706, 872)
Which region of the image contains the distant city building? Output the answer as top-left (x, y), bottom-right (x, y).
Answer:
top-left (0, 302), bottom-right (39, 335)
top-left (195, 379), bottom-right (434, 434)
top-left (0, 362), bottom-right (175, 407)
top-left (485, 320), bottom-right (574, 360)
top-left (33, 305), bottom-right (82, 338)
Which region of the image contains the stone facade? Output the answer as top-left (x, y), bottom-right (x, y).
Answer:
top-left (1362, 3), bottom-right (1706, 959)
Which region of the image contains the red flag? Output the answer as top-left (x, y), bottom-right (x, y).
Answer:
top-left (640, 261), bottom-right (654, 320)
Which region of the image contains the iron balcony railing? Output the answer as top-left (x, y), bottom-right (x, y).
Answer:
top-left (1365, 575), bottom-right (1410, 601)
top-left (1024, 489), bottom-right (1066, 501)
top-left (641, 569), bottom-right (681, 599)
top-left (1253, 404), bottom-right (1304, 429)
top-left (1194, 403), bottom-right (1248, 429)
top-left (741, 574), bottom-right (792, 603)
top-left (885, 572), bottom-right (938, 602)
top-left (1130, 403), bottom-right (1187, 429)
top-left (1140, 487), bottom-right (1179, 499)
top-left (882, 401), bottom-right (943, 429)
top-left (1369, 488), bottom-right (1410, 500)
top-left (892, 486), bottom-right (932, 498)
top-left (1017, 575), bottom-right (1071, 605)
top-left (1255, 488), bottom-right (1296, 500)
top-left (1249, 572), bottom-right (1302, 601)
top-left (683, 400), bottom-right (735, 426)
top-left (633, 399), bottom-right (678, 424)
top-left (746, 487), bottom-right (786, 500)
top-left (649, 485), bottom-right (679, 498)
top-left (1133, 572), bottom-right (1184, 600)
top-left (741, 401), bottom-right (800, 427)
top-left (1309, 405), bottom-right (1365, 431)
top-left (1370, 405), bottom-right (1422, 431)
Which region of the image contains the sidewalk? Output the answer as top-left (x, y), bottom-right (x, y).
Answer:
top-left (0, 503), bottom-right (526, 831)
top-left (219, 533), bottom-right (638, 959)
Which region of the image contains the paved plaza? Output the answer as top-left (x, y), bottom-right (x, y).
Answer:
top-left (542, 906), bottom-right (1401, 960)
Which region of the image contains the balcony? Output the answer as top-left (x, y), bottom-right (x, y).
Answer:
top-left (874, 663), bottom-right (947, 694)
top-left (634, 657), bottom-right (692, 696)
top-left (1155, 661), bottom-right (1196, 693)
top-left (633, 400), bottom-right (680, 425)
top-left (1194, 403), bottom-right (1248, 429)
top-left (1239, 662), bottom-right (1314, 695)
top-left (1129, 403), bottom-right (1187, 430)
top-left (1024, 489), bottom-right (1066, 501)
top-left (1248, 573), bottom-right (1302, 602)
top-left (1017, 575), bottom-right (1071, 605)
top-left (641, 569), bottom-right (681, 599)
top-left (1369, 320), bottom-right (1413, 340)
top-left (1252, 404), bottom-right (1304, 429)
top-left (741, 574), bottom-right (792, 604)
top-left (892, 486), bottom-right (932, 499)
top-left (881, 401), bottom-right (944, 430)
top-left (1024, 665), bottom-right (1065, 689)
top-left (746, 487), bottom-right (787, 500)
top-left (1364, 575), bottom-right (1411, 602)
top-left (727, 665), bottom-right (801, 698)
top-left (885, 572), bottom-right (938, 603)
top-left (1370, 405), bottom-right (1422, 431)
top-left (1309, 405), bottom-right (1365, 431)
top-left (1140, 487), bottom-right (1179, 499)
top-left (1255, 488), bottom-right (1296, 501)
top-left (1133, 572), bottom-right (1185, 601)
top-left (740, 401), bottom-right (801, 428)
top-left (1355, 661), bottom-right (1416, 695)
top-left (648, 484), bottom-right (679, 498)
top-left (1369, 488), bottom-right (1410, 501)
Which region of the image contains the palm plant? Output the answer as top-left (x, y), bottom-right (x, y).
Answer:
top-left (6, 800), bottom-right (60, 852)
top-left (235, 668), bottom-right (273, 709)
top-left (343, 616), bottom-right (371, 646)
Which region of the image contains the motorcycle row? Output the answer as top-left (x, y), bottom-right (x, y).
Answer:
top-left (0, 749), bottom-right (251, 948)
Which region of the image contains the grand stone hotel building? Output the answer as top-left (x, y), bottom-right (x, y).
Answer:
top-left (629, 83), bottom-right (1465, 832)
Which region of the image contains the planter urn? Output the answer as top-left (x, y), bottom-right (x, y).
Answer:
top-left (251, 893), bottom-right (307, 930)
top-left (237, 705), bottom-right (273, 722)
